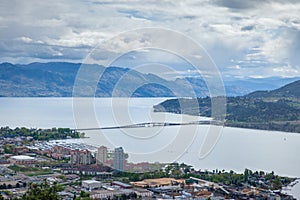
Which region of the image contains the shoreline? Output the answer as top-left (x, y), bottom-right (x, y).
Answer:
top-left (282, 178), bottom-right (300, 198)
top-left (153, 110), bottom-right (300, 134)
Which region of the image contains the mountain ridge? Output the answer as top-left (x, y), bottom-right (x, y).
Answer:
top-left (247, 80), bottom-right (300, 98)
top-left (0, 62), bottom-right (299, 97)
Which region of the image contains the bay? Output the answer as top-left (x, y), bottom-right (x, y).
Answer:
top-left (1, 98), bottom-right (299, 198)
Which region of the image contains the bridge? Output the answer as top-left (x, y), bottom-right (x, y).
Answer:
top-left (71, 120), bottom-right (222, 131)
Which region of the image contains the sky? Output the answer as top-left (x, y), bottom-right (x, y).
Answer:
top-left (1, 0), bottom-right (300, 79)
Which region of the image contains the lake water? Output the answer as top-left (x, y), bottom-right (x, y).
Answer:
top-left (1, 98), bottom-right (300, 198)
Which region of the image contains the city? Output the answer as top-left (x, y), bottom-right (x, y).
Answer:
top-left (1, 0), bottom-right (300, 199)
top-left (0, 127), bottom-right (297, 199)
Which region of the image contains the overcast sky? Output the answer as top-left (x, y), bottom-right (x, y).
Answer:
top-left (1, 0), bottom-right (300, 79)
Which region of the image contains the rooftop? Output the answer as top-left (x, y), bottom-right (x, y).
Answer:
top-left (82, 180), bottom-right (101, 184)
top-left (112, 181), bottom-right (132, 188)
top-left (10, 155), bottom-right (35, 160)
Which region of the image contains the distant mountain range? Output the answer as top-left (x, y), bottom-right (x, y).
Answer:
top-left (0, 62), bottom-right (299, 97)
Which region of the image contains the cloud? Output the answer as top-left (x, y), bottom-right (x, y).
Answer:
top-left (228, 65), bottom-right (241, 69)
top-left (15, 37), bottom-right (33, 43)
top-left (241, 25), bottom-right (255, 31)
top-left (273, 64), bottom-right (299, 75)
top-left (0, 0), bottom-right (300, 78)
top-left (213, 0), bottom-right (262, 10)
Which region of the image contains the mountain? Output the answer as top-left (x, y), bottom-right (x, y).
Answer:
top-left (0, 62), bottom-right (299, 97)
top-left (0, 62), bottom-right (83, 97)
top-left (247, 80), bottom-right (300, 98)
top-left (0, 62), bottom-right (205, 97)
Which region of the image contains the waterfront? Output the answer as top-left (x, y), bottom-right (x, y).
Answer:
top-left (283, 179), bottom-right (300, 199)
top-left (1, 98), bottom-right (300, 198)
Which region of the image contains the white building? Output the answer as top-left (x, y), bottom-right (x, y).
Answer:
top-left (9, 155), bottom-right (36, 165)
top-left (132, 188), bottom-right (153, 197)
top-left (113, 147), bottom-right (124, 171)
top-left (82, 180), bottom-right (102, 190)
top-left (96, 146), bottom-right (107, 164)
top-left (90, 188), bottom-right (153, 199)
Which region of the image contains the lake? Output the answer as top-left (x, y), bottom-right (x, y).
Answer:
top-left (1, 98), bottom-right (300, 198)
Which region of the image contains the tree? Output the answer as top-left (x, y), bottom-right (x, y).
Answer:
top-left (22, 180), bottom-right (60, 200)
top-left (80, 191), bottom-right (90, 198)
top-left (244, 169), bottom-right (250, 182)
top-left (1, 184), bottom-right (7, 189)
top-left (271, 177), bottom-right (282, 190)
top-left (4, 144), bottom-right (14, 154)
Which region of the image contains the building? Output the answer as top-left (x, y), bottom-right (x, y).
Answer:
top-left (61, 164), bottom-right (113, 178)
top-left (51, 145), bottom-right (71, 159)
top-left (53, 145), bottom-right (71, 155)
top-left (70, 149), bottom-right (92, 165)
top-left (96, 146), bottom-right (107, 164)
top-left (9, 155), bottom-right (36, 165)
top-left (112, 181), bottom-right (132, 189)
top-left (90, 188), bottom-right (152, 199)
top-left (0, 159), bottom-right (9, 165)
top-left (82, 180), bottom-right (102, 190)
top-left (132, 188), bottom-right (153, 197)
top-left (13, 146), bottom-right (29, 155)
top-left (90, 190), bottom-right (131, 199)
top-left (113, 147), bottom-right (124, 171)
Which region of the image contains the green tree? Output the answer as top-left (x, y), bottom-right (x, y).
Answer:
top-left (22, 180), bottom-right (61, 200)
top-left (244, 169), bottom-right (250, 182)
top-left (80, 191), bottom-right (90, 198)
top-left (4, 144), bottom-right (14, 154)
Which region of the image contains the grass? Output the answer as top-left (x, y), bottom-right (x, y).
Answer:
top-left (8, 165), bottom-right (53, 176)
top-left (26, 171), bottom-right (53, 176)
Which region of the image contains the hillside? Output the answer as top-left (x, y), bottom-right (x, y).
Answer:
top-left (154, 80), bottom-right (300, 133)
top-left (247, 80), bottom-right (300, 98)
top-left (0, 62), bottom-right (207, 97)
top-left (0, 62), bottom-right (80, 97)
top-left (1, 62), bottom-right (299, 97)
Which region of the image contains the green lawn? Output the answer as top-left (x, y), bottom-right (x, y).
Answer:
top-left (8, 165), bottom-right (53, 176)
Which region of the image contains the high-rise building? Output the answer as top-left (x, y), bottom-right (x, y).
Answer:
top-left (70, 149), bottom-right (92, 165)
top-left (113, 147), bottom-right (124, 171)
top-left (96, 146), bottom-right (107, 164)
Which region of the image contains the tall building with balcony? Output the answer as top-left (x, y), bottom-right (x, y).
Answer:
top-left (96, 146), bottom-right (107, 164)
top-left (70, 149), bottom-right (92, 165)
top-left (113, 147), bottom-right (124, 172)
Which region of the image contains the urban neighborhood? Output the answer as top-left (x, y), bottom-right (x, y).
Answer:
top-left (0, 127), bottom-right (297, 199)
